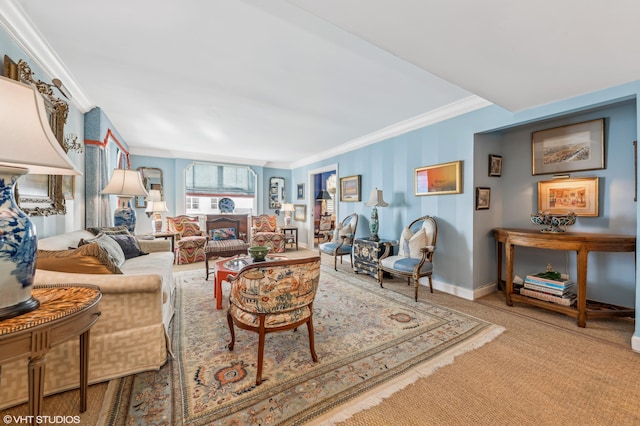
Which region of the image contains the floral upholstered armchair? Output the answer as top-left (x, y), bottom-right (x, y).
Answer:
top-left (318, 213), bottom-right (358, 271)
top-left (227, 256), bottom-right (321, 385)
top-left (250, 214), bottom-right (285, 253)
top-left (378, 215), bottom-right (437, 302)
top-left (166, 215), bottom-right (207, 264)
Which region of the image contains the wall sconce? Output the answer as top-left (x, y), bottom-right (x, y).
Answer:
top-left (62, 134), bottom-right (83, 153)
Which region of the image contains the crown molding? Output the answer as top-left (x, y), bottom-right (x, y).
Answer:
top-left (0, 0), bottom-right (94, 112)
top-left (290, 95), bottom-right (493, 169)
top-left (129, 147), bottom-right (270, 168)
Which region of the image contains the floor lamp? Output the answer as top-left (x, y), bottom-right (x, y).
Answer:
top-left (0, 76), bottom-right (81, 320)
top-left (101, 169), bottom-right (148, 233)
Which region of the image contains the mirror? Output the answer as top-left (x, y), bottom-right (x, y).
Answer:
top-left (136, 167), bottom-right (163, 208)
top-left (6, 56), bottom-right (68, 216)
top-left (269, 177), bottom-right (285, 209)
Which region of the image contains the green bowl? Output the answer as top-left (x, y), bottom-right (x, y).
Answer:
top-left (248, 246), bottom-right (269, 261)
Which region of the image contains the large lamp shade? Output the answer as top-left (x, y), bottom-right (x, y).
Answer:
top-left (0, 76), bottom-right (80, 320)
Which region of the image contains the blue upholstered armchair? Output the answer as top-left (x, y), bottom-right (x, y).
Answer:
top-left (378, 215), bottom-right (437, 302)
top-left (318, 213), bottom-right (358, 271)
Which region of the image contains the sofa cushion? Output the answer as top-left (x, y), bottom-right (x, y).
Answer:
top-left (87, 225), bottom-right (130, 236)
top-left (108, 234), bottom-right (148, 259)
top-left (80, 233), bottom-right (126, 267)
top-left (37, 243), bottom-right (123, 274)
top-left (211, 227), bottom-right (236, 241)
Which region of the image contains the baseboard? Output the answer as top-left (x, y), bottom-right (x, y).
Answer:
top-left (632, 335), bottom-right (640, 352)
top-left (426, 279), bottom-right (498, 301)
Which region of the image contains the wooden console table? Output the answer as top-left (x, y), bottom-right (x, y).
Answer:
top-left (0, 285), bottom-right (101, 421)
top-left (493, 228), bottom-right (635, 328)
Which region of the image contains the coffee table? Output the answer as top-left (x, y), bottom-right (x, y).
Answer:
top-left (212, 255), bottom-right (285, 309)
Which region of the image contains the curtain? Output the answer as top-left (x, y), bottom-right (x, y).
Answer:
top-left (85, 144), bottom-right (112, 228)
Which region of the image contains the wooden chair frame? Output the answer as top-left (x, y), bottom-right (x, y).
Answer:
top-left (318, 213), bottom-right (358, 271)
top-left (378, 215), bottom-right (438, 302)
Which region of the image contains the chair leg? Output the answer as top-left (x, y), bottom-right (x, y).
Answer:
top-left (227, 311), bottom-right (235, 351)
top-left (256, 319), bottom-right (266, 386)
top-left (378, 268), bottom-right (384, 288)
top-left (333, 255), bottom-right (338, 271)
top-left (428, 275), bottom-right (434, 293)
top-left (306, 317), bottom-right (318, 362)
top-left (414, 278), bottom-right (419, 302)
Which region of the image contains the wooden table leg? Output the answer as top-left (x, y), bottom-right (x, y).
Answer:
top-left (215, 274), bottom-right (223, 310)
top-left (79, 331), bottom-right (90, 412)
top-left (505, 241), bottom-right (514, 306)
top-left (28, 355), bottom-right (45, 422)
top-left (496, 240), bottom-right (504, 292)
top-left (576, 248), bottom-right (588, 328)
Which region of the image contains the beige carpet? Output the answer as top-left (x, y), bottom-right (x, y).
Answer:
top-left (2, 248), bottom-right (637, 426)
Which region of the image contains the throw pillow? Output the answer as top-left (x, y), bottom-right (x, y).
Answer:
top-left (87, 225), bottom-right (130, 236)
top-left (211, 228), bottom-right (237, 241)
top-left (80, 232), bottom-right (126, 267)
top-left (107, 234), bottom-right (148, 259)
top-left (332, 223), bottom-right (353, 243)
top-left (398, 227), bottom-right (413, 257)
top-left (37, 243), bottom-right (123, 274)
top-left (408, 229), bottom-right (427, 259)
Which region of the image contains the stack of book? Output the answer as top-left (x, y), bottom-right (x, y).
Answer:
top-left (522, 273), bottom-right (576, 306)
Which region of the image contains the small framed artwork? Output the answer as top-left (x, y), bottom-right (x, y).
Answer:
top-left (415, 161), bottom-right (462, 196)
top-left (489, 154), bottom-right (502, 177)
top-left (532, 118), bottom-right (605, 175)
top-left (340, 175), bottom-right (361, 202)
top-left (475, 187), bottom-right (490, 210)
top-left (297, 183), bottom-right (304, 200)
top-left (537, 177), bottom-right (599, 216)
top-left (293, 204), bottom-right (306, 222)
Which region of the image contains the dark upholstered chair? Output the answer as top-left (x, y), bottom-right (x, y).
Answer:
top-left (378, 215), bottom-right (437, 302)
top-left (226, 256), bottom-right (321, 385)
top-left (166, 215), bottom-right (207, 264)
top-left (318, 213), bottom-right (358, 271)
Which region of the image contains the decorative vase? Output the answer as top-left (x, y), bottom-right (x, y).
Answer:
top-left (0, 166), bottom-right (40, 320)
top-left (530, 211), bottom-right (577, 233)
top-left (114, 196), bottom-right (136, 233)
top-left (369, 206), bottom-right (379, 241)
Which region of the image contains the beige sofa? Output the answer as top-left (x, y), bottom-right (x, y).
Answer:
top-left (0, 230), bottom-right (175, 409)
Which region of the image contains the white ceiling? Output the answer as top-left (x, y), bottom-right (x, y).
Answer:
top-left (2, 0), bottom-right (639, 168)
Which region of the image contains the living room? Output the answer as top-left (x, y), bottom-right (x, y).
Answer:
top-left (1, 1), bottom-right (640, 424)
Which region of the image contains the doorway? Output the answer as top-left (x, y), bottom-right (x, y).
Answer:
top-left (307, 165), bottom-right (337, 248)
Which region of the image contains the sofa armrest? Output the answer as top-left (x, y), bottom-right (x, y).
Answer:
top-left (138, 238), bottom-right (171, 253)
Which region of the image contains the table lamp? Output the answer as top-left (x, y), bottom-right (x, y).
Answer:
top-left (282, 203), bottom-right (295, 226)
top-left (147, 201), bottom-right (169, 233)
top-left (0, 76), bottom-right (81, 320)
top-left (364, 188), bottom-right (388, 242)
top-left (101, 169), bottom-right (148, 233)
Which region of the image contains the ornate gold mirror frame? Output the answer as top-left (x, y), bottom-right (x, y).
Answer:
top-left (136, 167), bottom-right (163, 209)
top-left (4, 56), bottom-right (69, 216)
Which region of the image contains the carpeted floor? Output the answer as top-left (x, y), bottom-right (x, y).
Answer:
top-left (1, 248), bottom-right (637, 425)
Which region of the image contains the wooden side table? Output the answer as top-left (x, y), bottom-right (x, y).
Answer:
top-left (281, 226), bottom-right (298, 250)
top-left (152, 231), bottom-right (178, 252)
top-left (0, 285), bottom-right (101, 420)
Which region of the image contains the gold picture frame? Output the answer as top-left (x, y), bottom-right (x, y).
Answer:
top-left (532, 118), bottom-right (605, 175)
top-left (339, 175), bottom-right (361, 202)
top-left (537, 177), bottom-right (599, 217)
top-left (415, 161), bottom-right (462, 196)
top-left (5, 55), bottom-right (69, 216)
top-left (293, 204), bottom-right (306, 222)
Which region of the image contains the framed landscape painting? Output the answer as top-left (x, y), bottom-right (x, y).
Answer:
top-left (415, 161), bottom-right (462, 196)
top-left (532, 118), bottom-right (605, 175)
top-left (537, 177), bottom-right (599, 217)
top-left (340, 175), bottom-right (361, 202)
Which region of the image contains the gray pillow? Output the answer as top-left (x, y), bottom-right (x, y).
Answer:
top-left (108, 234), bottom-right (148, 259)
top-left (81, 232), bottom-right (126, 267)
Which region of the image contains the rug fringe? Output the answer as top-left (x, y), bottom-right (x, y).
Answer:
top-left (95, 379), bottom-right (120, 426)
top-left (309, 324), bottom-right (505, 425)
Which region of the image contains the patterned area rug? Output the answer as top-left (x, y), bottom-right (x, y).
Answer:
top-left (102, 266), bottom-right (502, 425)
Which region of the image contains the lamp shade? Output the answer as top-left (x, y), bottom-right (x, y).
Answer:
top-left (282, 203), bottom-right (295, 212)
top-left (101, 169), bottom-right (149, 197)
top-left (316, 190), bottom-right (332, 200)
top-left (365, 189), bottom-right (388, 207)
top-left (0, 76), bottom-right (80, 175)
top-left (146, 189), bottom-right (162, 202)
top-left (150, 201), bottom-right (168, 213)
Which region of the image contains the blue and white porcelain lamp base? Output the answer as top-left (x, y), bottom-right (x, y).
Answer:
top-left (113, 196), bottom-right (137, 233)
top-left (0, 166), bottom-right (40, 321)
top-left (369, 206), bottom-right (380, 242)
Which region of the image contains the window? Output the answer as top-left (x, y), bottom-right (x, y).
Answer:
top-left (210, 197), bottom-right (219, 209)
top-left (186, 197), bottom-right (200, 210)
